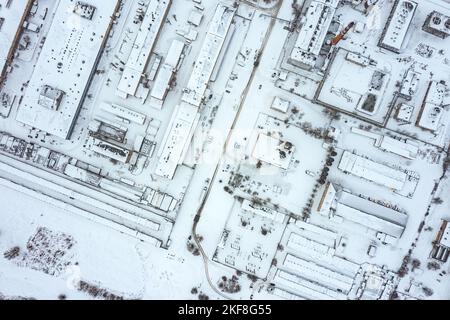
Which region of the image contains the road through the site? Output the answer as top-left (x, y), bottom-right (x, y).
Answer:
top-left (191, 0), bottom-right (284, 300)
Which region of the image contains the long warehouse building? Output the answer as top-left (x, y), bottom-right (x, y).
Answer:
top-left (181, 3), bottom-right (235, 107)
top-left (155, 3), bottom-right (235, 179)
top-left (338, 151), bottom-right (407, 191)
top-left (15, 0), bottom-right (120, 139)
top-left (117, 0), bottom-right (171, 97)
top-left (0, 0), bottom-right (34, 86)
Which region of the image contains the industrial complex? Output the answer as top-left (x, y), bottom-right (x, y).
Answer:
top-left (0, 0), bottom-right (450, 302)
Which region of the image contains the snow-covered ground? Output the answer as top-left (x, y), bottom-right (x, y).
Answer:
top-left (1, 0), bottom-right (450, 300)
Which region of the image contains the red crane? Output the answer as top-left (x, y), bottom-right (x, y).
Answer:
top-left (330, 21), bottom-right (355, 46)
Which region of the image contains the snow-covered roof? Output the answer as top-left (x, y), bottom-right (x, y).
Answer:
top-left (182, 3), bottom-right (235, 107)
top-left (425, 81), bottom-right (446, 105)
top-left (339, 191), bottom-right (408, 227)
top-left (336, 203), bottom-right (405, 238)
top-left (289, 0), bottom-right (338, 66)
top-left (378, 136), bottom-right (418, 160)
top-left (15, 0), bottom-right (118, 139)
top-left (396, 103), bottom-right (414, 122)
top-left (294, 0), bottom-right (336, 56)
top-left (338, 151), bottom-right (407, 191)
top-left (117, 0), bottom-right (171, 96)
top-left (423, 11), bottom-right (450, 38)
top-left (165, 40), bottom-right (185, 68)
top-left (150, 65), bottom-right (174, 102)
top-left (294, 220), bottom-right (338, 247)
top-left (317, 182), bottom-right (336, 214)
top-left (241, 199), bottom-right (286, 223)
top-left (271, 96), bottom-right (290, 113)
top-left (89, 137), bottom-right (131, 163)
top-left (155, 102), bottom-right (199, 179)
top-left (0, 0), bottom-right (30, 82)
top-left (417, 81), bottom-right (447, 131)
top-left (251, 133), bottom-right (294, 170)
top-left (439, 220), bottom-right (450, 248)
top-left (287, 233), bottom-right (333, 256)
top-left (399, 70), bottom-right (420, 97)
top-left (379, 0), bottom-right (417, 53)
top-left (273, 269), bottom-right (347, 300)
top-left (150, 40), bottom-right (184, 103)
top-left (100, 102), bottom-right (146, 125)
top-left (188, 10), bottom-right (203, 27)
top-left (282, 254), bottom-right (355, 294)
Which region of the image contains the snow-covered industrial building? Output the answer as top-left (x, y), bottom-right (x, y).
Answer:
top-left (117, 0), bottom-right (171, 97)
top-left (416, 81), bottom-right (448, 132)
top-left (336, 190), bottom-right (408, 238)
top-left (149, 39), bottom-right (185, 109)
top-left (154, 102), bottom-right (199, 179)
top-left (422, 11), bottom-right (450, 39)
top-left (99, 102), bottom-right (146, 125)
top-left (251, 133), bottom-right (295, 170)
top-left (338, 151), bottom-right (407, 191)
top-left (431, 220), bottom-right (450, 262)
top-left (155, 3), bottom-right (235, 179)
top-left (315, 48), bottom-right (392, 125)
top-left (88, 136), bottom-right (132, 164)
top-left (378, 0), bottom-right (417, 53)
top-left (0, 0), bottom-right (33, 86)
top-left (15, 0), bottom-right (119, 139)
top-left (181, 3), bottom-right (235, 106)
top-left (289, 0), bottom-right (339, 69)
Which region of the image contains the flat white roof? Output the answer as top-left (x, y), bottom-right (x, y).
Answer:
top-left (418, 103), bottom-right (444, 131)
top-left (426, 11), bottom-right (450, 36)
top-left (274, 270), bottom-right (347, 300)
top-left (287, 233), bottom-right (332, 256)
top-left (399, 70), bottom-right (420, 97)
top-left (165, 39), bottom-right (185, 68)
top-left (150, 40), bottom-right (184, 102)
top-left (271, 287), bottom-right (305, 300)
top-left (317, 182), bottom-right (336, 214)
top-left (241, 199), bottom-right (285, 223)
top-left (117, 0), bottom-right (171, 96)
top-left (154, 102), bottom-right (199, 179)
top-left (417, 81), bottom-right (447, 131)
top-left (271, 96), bottom-right (290, 113)
top-left (150, 64), bottom-right (173, 101)
top-left (0, 0), bottom-right (30, 79)
top-left (426, 81), bottom-right (446, 105)
top-left (188, 10), bottom-right (203, 26)
top-left (339, 191), bottom-right (408, 227)
top-left (15, 0), bottom-right (118, 139)
top-left (182, 3), bottom-right (235, 107)
top-left (290, 226), bottom-right (360, 277)
top-left (338, 151), bottom-right (407, 191)
top-left (282, 254), bottom-right (354, 294)
top-left (396, 103), bottom-right (414, 122)
top-left (439, 221), bottom-right (450, 248)
top-left (379, 136), bottom-right (418, 160)
top-left (294, 220), bottom-right (338, 246)
top-left (89, 137), bottom-right (131, 163)
top-left (351, 127), bottom-right (418, 159)
top-left (251, 133), bottom-right (294, 169)
top-left (336, 203), bottom-right (405, 238)
top-left (293, 0), bottom-right (336, 56)
top-left (100, 102), bottom-right (146, 125)
top-left (289, 0), bottom-right (339, 66)
top-left (64, 163), bottom-right (101, 186)
top-left (379, 0), bottom-right (417, 53)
